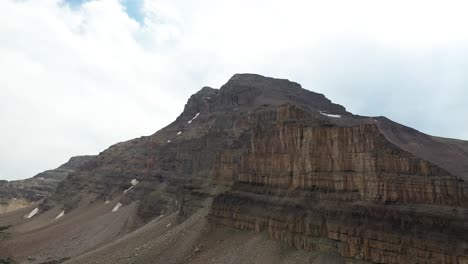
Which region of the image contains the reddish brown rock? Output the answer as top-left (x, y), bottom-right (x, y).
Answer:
top-left (18, 74), bottom-right (468, 263)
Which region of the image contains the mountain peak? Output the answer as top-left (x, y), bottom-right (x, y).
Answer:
top-left (218, 73), bottom-right (348, 115)
top-left (225, 73), bottom-right (301, 90)
top-left (178, 73), bottom-right (349, 122)
top-left (2, 74), bottom-right (468, 263)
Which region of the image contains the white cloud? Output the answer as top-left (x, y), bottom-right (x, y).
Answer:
top-left (1, 0), bottom-right (468, 180)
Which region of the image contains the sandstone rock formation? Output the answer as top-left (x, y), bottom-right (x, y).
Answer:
top-left (1, 74), bottom-right (467, 264)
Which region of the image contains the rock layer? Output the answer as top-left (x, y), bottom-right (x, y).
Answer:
top-left (0, 155), bottom-right (95, 214)
top-left (20, 74), bottom-right (468, 263)
top-left (208, 103), bottom-right (468, 263)
top-left (240, 105), bottom-right (464, 206)
top-left (209, 192), bottom-right (468, 264)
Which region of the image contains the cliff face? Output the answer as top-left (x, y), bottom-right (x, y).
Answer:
top-left (0, 155), bottom-right (95, 214)
top-left (209, 104), bottom-right (467, 263)
top-left (31, 74), bottom-right (468, 263)
top-left (209, 193), bottom-right (467, 264)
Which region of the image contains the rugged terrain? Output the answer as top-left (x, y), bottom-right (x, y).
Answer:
top-left (1, 74), bottom-right (467, 264)
top-left (0, 156), bottom-right (95, 214)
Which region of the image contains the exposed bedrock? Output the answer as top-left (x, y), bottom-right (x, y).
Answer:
top-left (0, 155), bottom-right (95, 214)
top-left (209, 104), bottom-right (468, 263)
top-left (22, 74), bottom-right (468, 263)
top-left (209, 192), bottom-right (468, 264)
top-left (215, 104), bottom-right (465, 206)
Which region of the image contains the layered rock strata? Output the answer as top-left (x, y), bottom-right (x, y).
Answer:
top-left (0, 155), bottom-right (95, 214)
top-left (28, 74), bottom-right (468, 263)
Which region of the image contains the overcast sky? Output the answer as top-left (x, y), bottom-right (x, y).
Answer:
top-left (1, 0), bottom-right (468, 180)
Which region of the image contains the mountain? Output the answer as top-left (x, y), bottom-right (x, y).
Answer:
top-left (0, 156), bottom-right (95, 214)
top-left (1, 74), bottom-right (467, 264)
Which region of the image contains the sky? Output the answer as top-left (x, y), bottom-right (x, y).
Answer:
top-left (1, 0), bottom-right (468, 180)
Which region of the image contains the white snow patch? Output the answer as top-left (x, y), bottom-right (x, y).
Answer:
top-left (123, 186), bottom-right (134, 194)
top-left (26, 208), bottom-right (39, 219)
top-left (167, 139), bottom-right (171, 143)
top-left (187, 112), bottom-right (200, 124)
top-left (123, 179), bottom-right (139, 194)
top-left (112, 202), bottom-right (122, 212)
top-left (166, 223), bottom-right (171, 227)
top-left (105, 200), bottom-right (110, 204)
top-left (320, 111), bottom-right (341, 118)
top-left (55, 210), bottom-right (65, 220)
top-left (177, 131), bottom-right (182, 135)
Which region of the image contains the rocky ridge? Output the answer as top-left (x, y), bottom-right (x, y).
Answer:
top-left (2, 74), bottom-right (468, 263)
top-left (0, 156), bottom-right (95, 214)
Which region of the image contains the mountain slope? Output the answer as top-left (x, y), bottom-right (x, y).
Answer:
top-left (0, 156), bottom-right (95, 214)
top-left (377, 117), bottom-right (468, 180)
top-left (1, 74), bottom-right (467, 264)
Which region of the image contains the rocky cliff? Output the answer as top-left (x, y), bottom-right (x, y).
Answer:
top-left (0, 156), bottom-right (95, 214)
top-left (208, 103), bottom-right (467, 263)
top-left (9, 74), bottom-right (468, 263)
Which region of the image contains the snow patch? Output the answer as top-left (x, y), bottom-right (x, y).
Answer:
top-left (167, 139), bottom-right (171, 143)
top-left (26, 208), bottom-right (39, 219)
top-left (105, 200), bottom-right (110, 204)
top-left (177, 131), bottom-right (182, 135)
top-left (123, 186), bottom-right (134, 194)
top-left (187, 112), bottom-right (200, 124)
top-left (124, 179), bottom-right (139, 194)
top-left (55, 210), bottom-right (65, 220)
top-left (112, 203), bottom-right (122, 212)
top-left (320, 111), bottom-right (341, 118)
top-left (166, 223), bottom-right (172, 227)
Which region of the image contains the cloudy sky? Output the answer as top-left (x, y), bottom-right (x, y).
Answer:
top-left (1, 0), bottom-right (468, 180)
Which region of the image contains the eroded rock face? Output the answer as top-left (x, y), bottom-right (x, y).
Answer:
top-left (237, 105), bottom-right (464, 206)
top-left (208, 104), bottom-right (468, 263)
top-left (0, 155), bottom-right (95, 214)
top-left (36, 74), bottom-right (468, 263)
top-left (210, 192), bottom-right (468, 264)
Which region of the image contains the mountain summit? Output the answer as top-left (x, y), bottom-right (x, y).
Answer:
top-left (1, 74), bottom-right (467, 264)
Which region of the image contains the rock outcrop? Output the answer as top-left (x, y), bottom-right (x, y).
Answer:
top-left (0, 156), bottom-right (95, 214)
top-left (21, 74), bottom-right (468, 263)
top-left (208, 104), bottom-right (467, 263)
